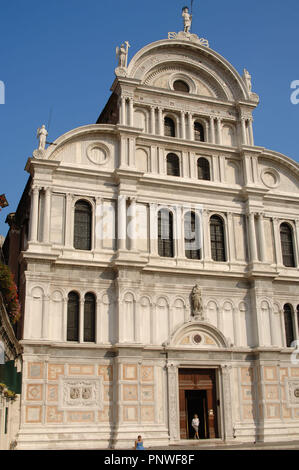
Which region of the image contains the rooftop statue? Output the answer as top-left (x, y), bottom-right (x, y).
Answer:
top-left (116, 41), bottom-right (130, 69)
top-left (37, 124), bottom-right (48, 151)
top-left (243, 69), bottom-right (252, 93)
top-left (182, 6), bottom-right (192, 33)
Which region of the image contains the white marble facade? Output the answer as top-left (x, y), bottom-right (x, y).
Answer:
top-left (14, 28), bottom-right (299, 449)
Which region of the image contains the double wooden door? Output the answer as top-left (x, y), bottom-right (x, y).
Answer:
top-left (179, 368), bottom-right (219, 439)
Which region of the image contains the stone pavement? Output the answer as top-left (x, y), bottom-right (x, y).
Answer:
top-left (149, 439), bottom-right (299, 450)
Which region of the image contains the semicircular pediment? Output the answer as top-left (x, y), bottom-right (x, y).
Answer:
top-left (127, 40), bottom-right (248, 101)
top-left (167, 321), bottom-right (229, 349)
top-left (143, 62), bottom-right (227, 100)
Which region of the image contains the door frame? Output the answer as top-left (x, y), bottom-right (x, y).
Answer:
top-left (178, 367), bottom-right (220, 440)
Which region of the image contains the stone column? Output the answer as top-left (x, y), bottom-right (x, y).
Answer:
top-left (221, 365), bottom-right (234, 441)
top-left (42, 294), bottom-right (50, 339)
top-left (187, 112), bottom-right (194, 140)
top-left (150, 106), bottom-right (156, 134)
top-left (129, 197), bottom-right (137, 251)
top-left (119, 136), bottom-right (127, 168)
top-left (180, 111), bottom-right (186, 140)
top-left (96, 299), bottom-right (102, 344)
top-left (272, 217), bottom-right (283, 266)
top-left (65, 193), bottom-right (73, 248)
top-left (62, 296), bottom-right (68, 342)
top-left (128, 98), bottom-right (134, 127)
top-left (158, 107), bottom-right (163, 136)
top-left (248, 118), bottom-right (254, 146)
top-left (177, 206), bottom-right (185, 258)
top-left (241, 117), bottom-right (247, 145)
top-left (95, 197), bottom-right (103, 251)
top-left (120, 96), bottom-right (126, 125)
top-left (257, 212), bottom-right (266, 262)
top-left (232, 307), bottom-right (240, 347)
top-left (202, 209), bottom-right (211, 261)
top-left (149, 203), bottom-right (158, 256)
top-left (79, 298), bottom-right (84, 343)
top-left (29, 186), bottom-right (40, 242)
top-left (129, 137), bottom-right (135, 167)
top-left (248, 212), bottom-right (258, 263)
top-left (216, 117), bottom-right (222, 145)
top-left (117, 195), bottom-right (127, 251)
top-left (227, 212), bottom-right (235, 263)
top-left (209, 116), bottom-right (215, 144)
top-left (167, 363), bottom-right (180, 441)
top-left (43, 187), bottom-right (52, 244)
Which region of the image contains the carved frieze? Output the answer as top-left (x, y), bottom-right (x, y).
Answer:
top-left (58, 376), bottom-right (103, 411)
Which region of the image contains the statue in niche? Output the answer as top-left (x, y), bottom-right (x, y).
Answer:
top-left (116, 41), bottom-right (130, 68)
top-left (182, 6), bottom-right (192, 33)
top-left (243, 69), bottom-right (252, 92)
top-left (191, 284), bottom-right (203, 317)
top-left (37, 124), bottom-right (48, 150)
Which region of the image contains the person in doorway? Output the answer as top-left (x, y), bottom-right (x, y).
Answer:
top-left (191, 414), bottom-right (200, 439)
top-left (135, 435), bottom-right (145, 450)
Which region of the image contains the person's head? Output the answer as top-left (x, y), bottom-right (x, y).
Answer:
top-left (194, 414), bottom-right (198, 418)
top-left (137, 435), bottom-right (142, 440)
top-left (182, 6), bottom-right (189, 13)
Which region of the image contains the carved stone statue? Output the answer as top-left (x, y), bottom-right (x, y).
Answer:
top-left (182, 6), bottom-right (192, 33)
top-left (116, 41), bottom-right (130, 68)
top-left (37, 124), bottom-right (48, 150)
top-left (243, 69), bottom-right (252, 92)
top-left (191, 284), bottom-right (203, 317)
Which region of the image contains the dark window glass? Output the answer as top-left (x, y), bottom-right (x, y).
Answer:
top-left (158, 209), bottom-right (174, 258)
top-left (167, 153), bottom-right (180, 177)
top-left (67, 292), bottom-right (79, 341)
top-left (284, 304), bottom-right (294, 347)
top-left (84, 293), bottom-right (96, 342)
top-left (297, 305), bottom-right (299, 333)
top-left (164, 117), bottom-right (175, 137)
top-left (197, 157), bottom-right (210, 180)
top-left (280, 223), bottom-right (295, 267)
top-left (194, 122), bottom-right (205, 142)
top-left (185, 211), bottom-right (201, 260)
top-left (210, 215), bottom-right (226, 262)
top-left (74, 200), bottom-right (92, 250)
top-left (173, 80), bottom-right (190, 93)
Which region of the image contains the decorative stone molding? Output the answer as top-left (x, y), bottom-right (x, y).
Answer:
top-left (167, 363), bottom-right (179, 441)
top-left (168, 31), bottom-right (209, 47)
top-left (58, 376), bottom-right (103, 411)
top-left (86, 142), bottom-right (110, 165)
top-left (260, 167), bottom-right (280, 189)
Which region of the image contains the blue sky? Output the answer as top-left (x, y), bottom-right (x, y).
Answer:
top-left (0, 0), bottom-right (299, 236)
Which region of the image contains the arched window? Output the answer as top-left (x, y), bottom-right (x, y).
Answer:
top-left (210, 215), bottom-right (226, 262)
top-left (283, 304), bottom-right (294, 347)
top-left (194, 122), bottom-right (205, 142)
top-left (184, 211), bottom-right (201, 259)
top-left (164, 117), bottom-right (175, 137)
top-left (158, 209), bottom-right (174, 258)
top-left (84, 293), bottom-right (96, 342)
top-left (280, 223), bottom-right (295, 267)
top-left (197, 157), bottom-right (210, 180)
top-left (74, 200), bottom-right (92, 250)
top-left (173, 80), bottom-right (190, 93)
top-left (67, 292), bottom-right (79, 341)
top-left (167, 153), bottom-right (180, 177)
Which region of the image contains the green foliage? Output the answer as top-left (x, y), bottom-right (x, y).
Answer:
top-left (0, 263), bottom-right (21, 323)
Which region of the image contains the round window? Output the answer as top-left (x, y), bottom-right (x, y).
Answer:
top-left (173, 80), bottom-right (190, 93)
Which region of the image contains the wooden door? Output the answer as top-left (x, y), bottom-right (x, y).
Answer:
top-left (178, 368), bottom-right (218, 439)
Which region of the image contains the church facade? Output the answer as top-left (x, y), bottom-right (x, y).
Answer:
top-left (4, 13), bottom-right (299, 449)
